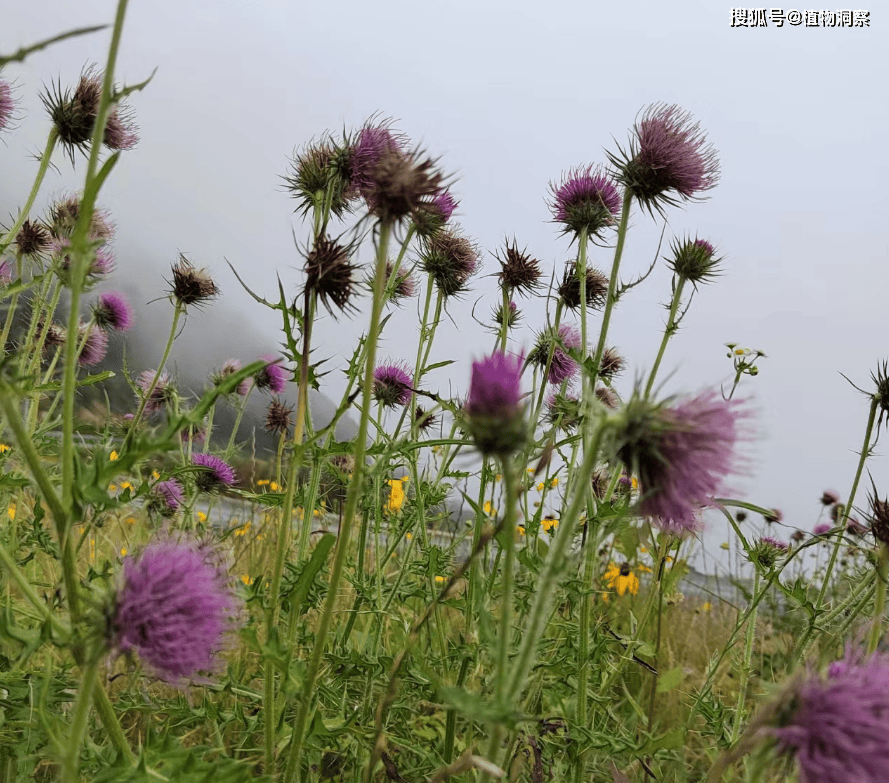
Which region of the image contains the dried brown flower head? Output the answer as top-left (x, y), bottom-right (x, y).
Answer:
top-left (265, 399), bottom-right (294, 436)
top-left (168, 255), bottom-right (219, 308)
top-left (496, 240), bottom-right (542, 297)
top-left (304, 235), bottom-right (359, 317)
top-left (557, 261), bottom-right (609, 310)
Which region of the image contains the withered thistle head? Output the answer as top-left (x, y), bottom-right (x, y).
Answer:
top-left (284, 135), bottom-right (353, 218)
top-left (599, 347), bottom-right (625, 380)
top-left (168, 255), bottom-right (219, 309)
top-left (15, 220), bottom-right (52, 257)
top-left (869, 480), bottom-right (889, 546)
top-left (415, 405), bottom-right (438, 434)
top-left (41, 66), bottom-right (138, 161)
top-left (265, 398), bottom-right (294, 436)
top-left (419, 227), bottom-right (479, 299)
top-left (304, 235), bottom-right (359, 317)
top-left (496, 240), bottom-right (542, 297)
top-left (364, 147), bottom-right (446, 224)
top-left (595, 386), bottom-right (620, 409)
top-left (872, 361), bottom-right (889, 428)
top-left (557, 261), bottom-right (609, 311)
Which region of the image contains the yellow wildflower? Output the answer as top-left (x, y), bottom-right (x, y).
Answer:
top-left (603, 562), bottom-right (640, 597)
top-left (152, 470), bottom-right (160, 480)
top-left (126, 517), bottom-right (136, 525)
top-left (197, 511), bottom-right (207, 523)
top-left (386, 478), bottom-right (406, 513)
top-left (0, 443), bottom-right (10, 453)
top-left (109, 450), bottom-right (119, 461)
top-left (516, 525), bottom-right (525, 538)
top-left (550, 477), bottom-right (559, 488)
top-left (109, 484), bottom-right (117, 492)
top-left (405, 532), bottom-right (413, 540)
top-left (537, 482), bottom-right (545, 492)
top-left (702, 601), bottom-right (712, 612)
top-left (541, 515), bottom-right (558, 534)
top-left (241, 575), bottom-right (254, 586)
top-left (483, 500), bottom-right (498, 517)
top-left (7, 504), bottom-right (15, 520)
top-left (257, 479), bottom-right (270, 486)
top-left (119, 481), bottom-right (133, 491)
top-left (495, 474), bottom-right (502, 482)
top-left (270, 482), bottom-right (280, 491)
top-left (120, 548), bottom-right (127, 556)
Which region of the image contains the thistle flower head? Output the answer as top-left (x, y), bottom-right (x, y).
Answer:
top-left (868, 482), bottom-right (889, 546)
top-left (749, 536), bottom-right (788, 570)
top-left (465, 350), bottom-right (526, 456)
top-left (668, 236), bottom-right (722, 284)
top-left (192, 453), bottom-right (237, 492)
top-left (600, 347), bottom-right (625, 380)
top-left (48, 194), bottom-right (114, 243)
top-left (545, 390), bottom-right (582, 431)
top-left (413, 190), bottom-right (458, 238)
top-left (213, 359), bottom-right (251, 396)
top-left (491, 300), bottom-right (521, 331)
top-left (549, 165), bottom-right (622, 237)
top-left (347, 121), bottom-right (404, 199)
top-left (168, 255), bottom-right (218, 309)
top-left (41, 66), bottom-right (139, 161)
top-left (137, 370), bottom-right (175, 413)
top-left (820, 490), bottom-right (840, 506)
top-left (813, 523), bottom-right (832, 537)
top-left (414, 405), bottom-right (437, 433)
top-left (14, 219), bottom-right (52, 257)
top-left (0, 260), bottom-right (13, 285)
top-left (77, 325), bottom-right (108, 366)
top-left (0, 78), bottom-right (14, 133)
top-left (528, 325), bottom-right (581, 385)
top-left (612, 389), bottom-right (744, 535)
top-left (304, 235), bottom-right (359, 318)
top-left (595, 385), bottom-right (620, 409)
top-left (496, 240), bottom-right (542, 297)
top-left (148, 479), bottom-right (184, 518)
top-left (608, 103), bottom-right (719, 217)
top-left (419, 227), bottom-right (479, 299)
top-left (285, 134), bottom-right (352, 218)
top-left (364, 146), bottom-right (447, 224)
top-left (254, 355), bottom-right (288, 394)
top-left (378, 261), bottom-right (416, 305)
top-left (757, 650), bottom-right (889, 783)
top-left (111, 539), bottom-right (240, 682)
top-left (557, 261), bottom-right (609, 311)
top-left (55, 239), bottom-right (115, 283)
top-left (92, 290), bottom-right (134, 332)
top-left (265, 398), bottom-right (294, 435)
top-left (372, 362), bottom-right (413, 408)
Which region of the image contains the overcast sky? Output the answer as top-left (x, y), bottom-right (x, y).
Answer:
top-left (2, 1), bottom-right (886, 574)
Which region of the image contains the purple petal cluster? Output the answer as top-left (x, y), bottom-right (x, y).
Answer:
top-left (93, 290), bottom-right (134, 332)
top-left (765, 651), bottom-right (889, 783)
top-left (813, 523), bottom-right (832, 536)
top-left (550, 165), bottom-right (622, 236)
top-left (0, 79), bottom-right (14, 133)
top-left (0, 259), bottom-right (13, 285)
top-left (618, 390), bottom-right (743, 535)
top-left (150, 479), bottom-right (185, 517)
top-left (192, 452), bottom-right (237, 492)
top-left (137, 370), bottom-right (174, 413)
top-left (549, 325), bottom-right (581, 385)
top-left (348, 123), bottom-right (403, 199)
top-left (465, 351), bottom-right (527, 456)
top-left (372, 362), bottom-right (414, 408)
top-left (254, 355), bottom-right (288, 394)
top-left (112, 539), bottom-right (240, 682)
top-left (215, 359), bottom-right (252, 396)
top-left (77, 326), bottom-right (108, 366)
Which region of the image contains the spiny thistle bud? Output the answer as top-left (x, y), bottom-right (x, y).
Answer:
top-left (549, 165), bottom-right (622, 238)
top-left (92, 290), bottom-right (134, 332)
top-left (15, 220), bottom-right (52, 257)
top-left (749, 536), bottom-right (788, 570)
top-left (137, 370), bottom-right (175, 414)
top-left (667, 236), bottom-right (722, 285)
top-left (790, 530), bottom-right (805, 544)
top-left (304, 235), bottom-right (359, 318)
top-left (414, 405), bottom-right (438, 434)
top-left (528, 325), bottom-right (581, 385)
top-left (546, 391), bottom-right (582, 431)
top-left (364, 147), bottom-right (446, 224)
top-left (39, 320), bottom-right (67, 354)
top-left (495, 240), bottom-right (542, 297)
top-left (595, 386), bottom-right (620, 409)
top-left (491, 300), bottom-right (521, 331)
top-left (419, 227), bottom-right (479, 299)
top-left (872, 361), bottom-right (889, 428)
top-left (147, 479), bottom-right (184, 518)
top-left (607, 103), bottom-right (719, 218)
top-left (285, 135), bottom-right (352, 218)
top-left (557, 261), bottom-right (609, 311)
top-left (372, 362), bottom-right (413, 408)
top-left (464, 351), bottom-right (526, 456)
top-left (869, 483), bottom-right (889, 546)
top-left (42, 66), bottom-right (138, 161)
top-left (612, 389), bottom-right (744, 535)
top-left (265, 398), bottom-right (294, 435)
top-left (413, 190), bottom-right (457, 238)
top-left (168, 255), bottom-right (218, 309)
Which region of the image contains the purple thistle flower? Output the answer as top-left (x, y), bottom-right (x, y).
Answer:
top-left (0, 78), bottom-right (15, 133)
top-left (254, 355), bottom-right (288, 394)
top-left (820, 489), bottom-right (840, 506)
top-left (54, 238), bottom-right (115, 279)
top-left (214, 359), bottom-right (251, 396)
top-left (465, 350), bottom-right (526, 456)
top-left (348, 122), bottom-right (404, 200)
top-left (112, 539), bottom-right (240, 682)
top-left (608, 103), bottom-right (719, 217)
top-left (372, 362), bottom-right (414, 408)
top-left (92, 290), bottom-right (134, 331)
top-left (549, 165), bottom-right (622, 237)
top-left (615, 389), bottom-right (744, 535)
top-left (77, 325), bottom-right (108, 366)
top-left (762, 651), bottom-right (889, 783)
top-left (48, 194), bottom-right (115, 243)
top-left (813, 522), bottom-right (833, 536)
top-left (420, 227), bottom-right (479, 298)
top-left (103, 104), bottom-right (139, 151)
top-left (414, 189), bottom-right (458, 237)
top-left (137, 370), bottom-right (174, 413)
top-left (192, 453), bottom-right (237, 492)
top-left (529, 325), bottom-right (582, 385)
top-left (149, 479), bottom-right (185, 517)
top-left (750, 536), bottom-right (788, 570)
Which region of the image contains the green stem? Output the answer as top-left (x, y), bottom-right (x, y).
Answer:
top-left (730, 570), bottom-right (759, 743)
top-left (644, 275), bottom-right (686, 398)
top-left (869, 543), bottom-right (888, 655)
top-left (92, 683), bottom-right (135, 764)
top-left (61, 660), bottom-right (100, 783)
top-left (0, 130), bottom-right (58, 255)
top-left (282, 219), bottom-right (393, 783)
